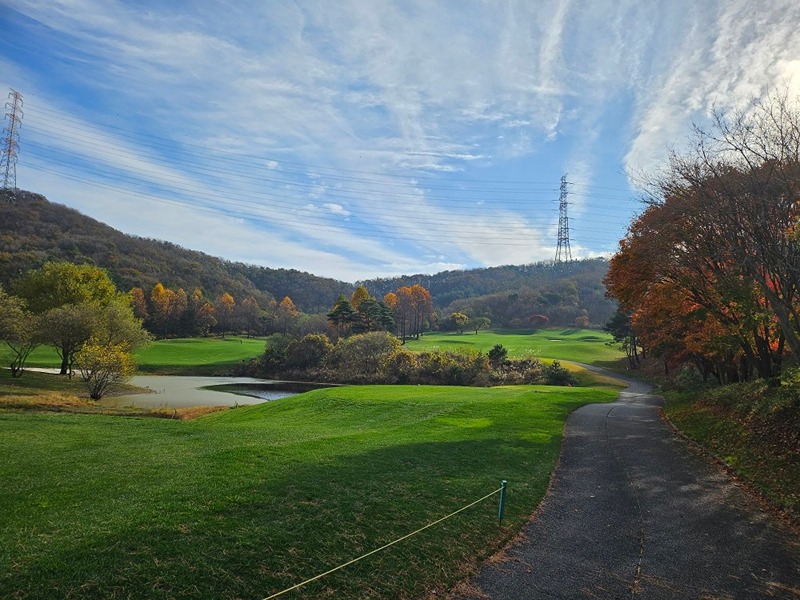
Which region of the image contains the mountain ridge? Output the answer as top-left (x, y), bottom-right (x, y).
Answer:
top-left (0, 189), bottom-right (615, 324)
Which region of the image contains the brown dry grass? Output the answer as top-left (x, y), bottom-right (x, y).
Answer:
top-left (0, 390), bottom-right (227, 420)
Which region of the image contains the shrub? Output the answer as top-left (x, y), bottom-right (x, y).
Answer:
top-left (382, 349), bottom-right (419, 384)
top-left (284, 334), bottom-right (332, 370)
top-left (260, 333), bottom-right (292, 375)
top-left (488, 344), bottom-right (508, 367)
top-left (417, 349), bottom-right (490, 385)
top-left (543, 360), bottom-right (577, 386)
top-left (326, 331), bottom-right (402, 382)
top-left (76, 340), bottom-right (134, 400)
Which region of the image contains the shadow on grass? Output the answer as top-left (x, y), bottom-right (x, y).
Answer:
top-left (3, 436), bottom-right (554, 600)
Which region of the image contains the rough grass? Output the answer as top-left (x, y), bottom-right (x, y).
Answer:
top-left (406, 328), bottom-right (623, 365)
top-left (664, 381), bottom-right (799, 524)
top-left (0, 384), bottom-right (618, 599)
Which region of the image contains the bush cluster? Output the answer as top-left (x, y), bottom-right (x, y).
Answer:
top-left (697, 374), bottom-right (800, 456)
top-left (247, 333), bottom-right (577, 387)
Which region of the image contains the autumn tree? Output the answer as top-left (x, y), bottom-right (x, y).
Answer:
top-left (185, 288), bottom-right (216, 336)
top-left (450, 312), bottom-right (469, 334)
top-left (605, 90), bottom-right (800, 381)
top-left (350, 285), bottom-right (370, 311)
top-left (215, 292), bottom-right (236, 337)
top-left (195, 301), bottom-right (217, 336)
top-left (393, 284), bottom-right (433, 342)
top-left (76, 339), bottom-right (135, 400)
top-left (129, 287), bottom-right (148, 321)
top-left (237, 296), bottom-right (262, 337)
top-left (149, 283), bottom-right (187, 339)
top-left (277, 296), bottom-right (299, 335)
top-left (529, 314), bottom-right (549, 330)
top-left (149, 283), bottom-right (170, 336)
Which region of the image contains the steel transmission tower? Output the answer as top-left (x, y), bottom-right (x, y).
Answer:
top-left (554, 174), bottom-right (572, 263)
top-left (1, 89), bottom-right (24, 194)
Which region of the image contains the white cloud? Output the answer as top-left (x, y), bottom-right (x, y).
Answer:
top-left (5, 0), bottom-right (800, 279)
top-left (624, 0), bottom-right (800, 175)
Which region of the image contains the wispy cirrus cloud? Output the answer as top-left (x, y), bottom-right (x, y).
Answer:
top-left (3, 0), bottom-right (800, 280)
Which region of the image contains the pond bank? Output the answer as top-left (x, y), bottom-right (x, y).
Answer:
top-left (104, 376), bottom-right (331, 409)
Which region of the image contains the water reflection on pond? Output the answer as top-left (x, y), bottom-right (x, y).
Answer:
top-left (104, 376), bottom-right (303, 409)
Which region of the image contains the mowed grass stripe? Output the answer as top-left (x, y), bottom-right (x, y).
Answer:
top-left (0, 384), bottom-right (619, 599)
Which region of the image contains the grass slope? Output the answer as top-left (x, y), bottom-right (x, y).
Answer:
top-left (134, 337), bottom-right (266, 373)
top-left (406, 328), bottom-right (623, 365)
top-left (664, 386), bottom-right (799, 522)
top-left (0, 384), bottom-right (618, 599)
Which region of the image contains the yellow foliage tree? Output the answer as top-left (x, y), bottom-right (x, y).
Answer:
top-left (76, 339), bottom-right (135, 400)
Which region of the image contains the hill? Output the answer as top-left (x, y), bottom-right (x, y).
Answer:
top-left (0, 190), bottom-right (349, 312)
top-left (360, 259), bottom-right (616, 327)
top-left (0, 189), bottom-right (616, 324)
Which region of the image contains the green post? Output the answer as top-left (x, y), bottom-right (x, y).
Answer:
top-left (498, 480), bottom-right (507, 525)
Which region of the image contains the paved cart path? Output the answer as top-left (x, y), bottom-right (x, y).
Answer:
top-left (453, 376), bottom-right (800, 599)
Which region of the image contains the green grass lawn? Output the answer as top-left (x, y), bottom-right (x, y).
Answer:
top-left (0, 384), bottom-right (618, 599)
top-left (406, 328), bottom-right (623, 365)
top-left (0, 336), bottom-right (267, 375)
top-left (134, 336), bottom-right (266, 373)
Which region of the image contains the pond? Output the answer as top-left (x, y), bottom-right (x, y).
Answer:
top-left (103, 376), bottom-right (326, 409)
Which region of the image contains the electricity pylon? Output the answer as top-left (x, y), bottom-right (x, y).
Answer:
top-left (1, 89), bottom-right (24, 194)
top-left (554, 174), bottom-right (572, 263)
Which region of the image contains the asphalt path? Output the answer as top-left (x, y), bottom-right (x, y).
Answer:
top-left (453, 375), bottom-right (800, 599)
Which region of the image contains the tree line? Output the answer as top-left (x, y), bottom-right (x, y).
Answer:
top-left (605, 89), bottom-right (800, 383)
top-left (129, 283), bottom-right (296, 339)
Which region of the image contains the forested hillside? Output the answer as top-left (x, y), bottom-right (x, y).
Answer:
top-left (0, 190), bottom-right (349, 311)
top-left (0, 190), bottom-right (616, 325)
top-left (361, 260), bottom-right (616, 327)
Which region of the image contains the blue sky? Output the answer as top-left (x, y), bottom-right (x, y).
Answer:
top-left (2, 1), bottom-right (800, 282)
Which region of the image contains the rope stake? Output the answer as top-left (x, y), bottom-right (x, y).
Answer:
top-left (498, 479), bottom-right (508, 524)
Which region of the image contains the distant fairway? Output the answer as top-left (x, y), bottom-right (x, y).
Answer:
top-left (405, 328), bottom-right (623, 365)
top-left (1, 329), bottom-right (623, 374)
top-left (134, 336), bottom-right (265, 373)
top-left (0, 336), bottom-right (266, 374)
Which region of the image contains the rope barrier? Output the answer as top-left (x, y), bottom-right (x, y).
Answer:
top-left (262, 485), bottom-right (506, 600)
